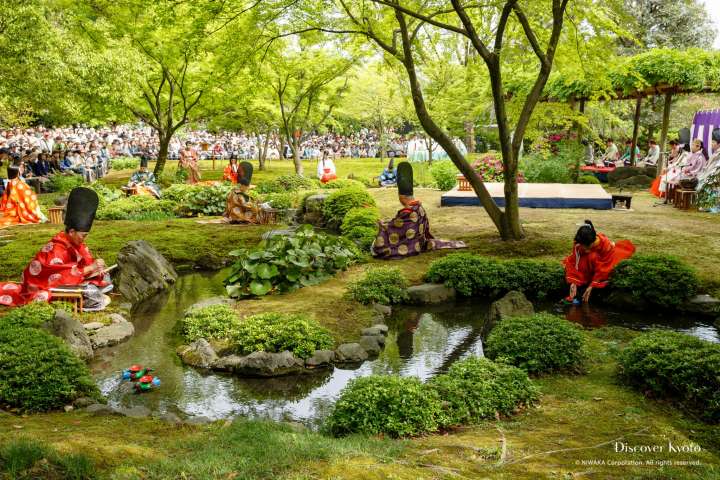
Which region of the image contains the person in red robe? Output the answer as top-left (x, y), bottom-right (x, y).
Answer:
top-left (0, 187), bottom-right (112, 310)
top-left (0, 164), bottom-right (43, 228)
top-left (223, 157), bottom-right (240, 184)
top-left (563, 220), bottom-right (635, 303)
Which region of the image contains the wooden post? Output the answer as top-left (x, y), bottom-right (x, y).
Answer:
top-left (658, 91), bottom-right (673, 174)
top-left (630, 97), bottom-right (642, 166)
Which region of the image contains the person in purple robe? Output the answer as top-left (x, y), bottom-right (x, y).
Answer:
top-left (372, 162), bottom-right (466, 260)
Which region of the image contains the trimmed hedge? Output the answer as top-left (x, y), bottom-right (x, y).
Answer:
top-left (425, 253), bottom-right (564, 299)
top-left (232, 313), bottom-right (334, 359)
top-left (430, 357), bottom-right (539, 426)
top-left (326, 375), bottom-right (445, 437)
top-left (610, 255), bottom-right (698, 308)
top-left (322, 187), bottom-right (376, 229)
top-left (0, 326), bottom-right (99, 412)
top-left (618, 330), bottom-right (720, 423)
top-left (346, 267), bottom-right (409, 305)
top-left (181, 304), bottom-right (240, 342)
top-left (256, 174), bottom-right (317, 194)
top-left (485, 314), bottom-right (587, 374)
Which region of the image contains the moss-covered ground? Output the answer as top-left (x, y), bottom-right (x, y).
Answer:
top-left (1, 160), bottom-right (718, 478)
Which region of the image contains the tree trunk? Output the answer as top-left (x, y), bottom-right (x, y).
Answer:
top-left (464, 120), bottom-right (475, 154)
top-left (255, 133), bottom-right (265, 171)
top-left (658, 92), bottom-right (673, 174)
top-left (292, 135), bottom-right (303, 176)
top-left (279, 133), bottom-right (286, 162)
top-left (630, 97), bottom-right (642, 166)
top-left (154, 130), bottom-right (170, 176)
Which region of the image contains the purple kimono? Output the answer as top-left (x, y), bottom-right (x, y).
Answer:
top-left (372, 201), bottom-right (466, 260)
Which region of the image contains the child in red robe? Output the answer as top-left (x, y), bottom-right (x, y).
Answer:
top-left (563, 220), bottom-right (635, 303)
top-left (0, 187), bottom-right (112, 310)
top-left (223, 157), bottom-right (240, 184)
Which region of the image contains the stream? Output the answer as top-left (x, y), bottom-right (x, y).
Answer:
top-left (91, 270), bottom-right (719, 426)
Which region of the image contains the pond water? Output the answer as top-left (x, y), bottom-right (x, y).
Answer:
top-left (91, 270), bottom-right (719, 426)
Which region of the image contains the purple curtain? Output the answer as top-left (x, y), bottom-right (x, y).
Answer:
top-left (691, 109), bottom-right (720, 156)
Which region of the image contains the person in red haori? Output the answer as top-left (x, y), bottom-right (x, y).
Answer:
top-left (563, 220), bottom-right (635, 303)
top-left (0, 187), bottom-right (113, 311)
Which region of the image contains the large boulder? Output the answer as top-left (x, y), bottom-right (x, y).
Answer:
top-left (358, 335), bottom-right (383, 356)
top-left (177, 339), bottom-right (218, 369)
top-left (305, 350), bottom-right (336, 368)
top-left (42, 309), bottom-right (93, 361)
top-left (234, 351), bottom-right (305, 377)
top-left (115, 240), bottom-right (178, 305)
top-left (406, 283), bottom-right (456, 305)
top-left (608, 166), bottom-right (657, 184)
top-left (680, 294), bottom-right (720, 316)
top-left (89, 314), bottom-right (134, 348)
top-left (335, 343), bottom-right (369, 363)
top-left (295, 194), bottom-right (328, 227)
top-left (487, 291), bottom-right (534, 326)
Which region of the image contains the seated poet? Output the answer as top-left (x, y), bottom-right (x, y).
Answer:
top-left (223, 157), bottom-right (240, 184)
top-left (223, 161), bottom-right (263, 224)
top-left (600, 138), bottom-right (618, 167)
top-left (619, 139), bottom-right (640, 166)
top-left (372, 162), bottom-right (466, 259)
top-left (697, 128), bottom-right (720, 213)
top-left (639, 139), bottom-right (660, 167)
top-left (378, 158), bottom-right (398, 187)
top-left (124, 157), bottom-right (161, 198)
top-left (317, 151), bottom-right (337, 184)
top-left (676, 139), bottom-right (708, 188)
top-left (0, 187), bottom-right (113, 311)
top-left (563, 220), bottom-right (635, 304)
top-left (0, 164), bottom-right (45, 228)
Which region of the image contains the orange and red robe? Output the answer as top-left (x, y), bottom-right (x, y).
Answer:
top-left (0, 231), bottom-right (106, 307)
top-left (0, 178), bottom-right (41, 228)
top-left (563, 233), bottom-right (636, 289)
top-left (223, 165), bottom-right (239, 184)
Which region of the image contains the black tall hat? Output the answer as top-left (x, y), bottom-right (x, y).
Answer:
top-left (6, 165), bottom-right (19, 180)
top-left (239, 161), bottom-right (253, 186)
top-left (713, 128), bottom-right (720, 143)
top-left (140, 156), bottom-right (148, 168)
top-left (65, 187), bottom-right (99, 232)
top-left (397, 162), bottom-right (413, 197)
top-left (679, 128), bottom-right (691, 145)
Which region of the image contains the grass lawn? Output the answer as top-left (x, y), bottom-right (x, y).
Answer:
top-left (1, 165), bottom-right (719, 479)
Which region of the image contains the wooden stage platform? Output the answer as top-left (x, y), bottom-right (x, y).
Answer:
top-left (440, 183), bottom-right (613, 210)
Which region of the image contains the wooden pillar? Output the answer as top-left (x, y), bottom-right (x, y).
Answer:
top-left (658, 91), bottom-right (673, 174)
top-left (630, 97), bottom-right (642, 166)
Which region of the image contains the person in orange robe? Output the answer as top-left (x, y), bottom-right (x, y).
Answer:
top-left (563, 220), bottom-right (635, 303)
top-left (0, 187), bottom-right (112, 310)
top-left (223, 157), bottom-right (240, 184)
top-left (0, 164), bottom-right (43, 228)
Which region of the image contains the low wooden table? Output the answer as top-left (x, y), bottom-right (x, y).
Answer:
top-left (611, 194), bottom-right (633, 209)
top-left (50, 292), bottom-right (83, 313)
top-left (674, 189), bottom-right (697, 210)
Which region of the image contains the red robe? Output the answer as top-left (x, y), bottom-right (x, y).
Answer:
top-left (223, 165), bottom-right (238, 184)
top-left (0, 232), bottom-right (104, 307)
top-left (563, 233), bottom-right (635, 289)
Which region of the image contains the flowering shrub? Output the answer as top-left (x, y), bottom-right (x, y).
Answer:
top-left (470, 153), bottom-right (525, 183)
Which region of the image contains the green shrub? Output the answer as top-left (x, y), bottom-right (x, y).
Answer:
top-left (485, 314), bottom-right (587, 374)
top-left (88, 183), bottom-right (122, 206)
top-left (263, 192), bottom-right (298, 210)
top-left (0, 303), bottom-right (55, 329)
top-left (47, 175), bottom-right (85, 193)
top-left (578, 175), bottom-right (601, 184)
top-left (326, 375), bottom-right (444, 437)
top-left (110, 157), bottom-right (140, 170)
top-left (610, 255), bottom-right (698, 308)
top-left (347, 267), bottom-right (409, 305)
top-left (618, 330), bottom-right (720, 423)
top-left (343, 226), bottom-right (377, 251)
top-left (520, 153), bottom-right (572, 183)
top-left (425, 253), bottom-right (565, 299)
top-left (429, 160), bottom-right (458, 191)
top-left (0, 437), bottom-right (96, 479)
top-left (174, 167), bottom-right (189, 183)
top-left (96, 196), bottom-right (177, 221)
top-left (429, 357), bottom-right (538, 426)
top-left (180, 184), bottom-right (232, 216)
top-left (0, 326), bottom-right (100, 412)
top-left (232, 312), bottom-right (334, 359)
top-left (320, 178), bottom-right (365, 190)
top-left (181, 304), bottom-right (240, 341)
top-left (340, 207), bottom-right (380, 234)
top-left (322, 187), bottom-right (376, 228)
top-left (257, 174), bottom-right (317, 194)
top-left (225, 225), bottom-right (358, 298)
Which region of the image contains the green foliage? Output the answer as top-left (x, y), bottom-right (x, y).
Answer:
top-left (0, 326), bottom-right (99, 412)
top-left (110, 157), bottom-right (139, 170)
top-left (326, 375), bottom-right (444, 437)
top-left (322, 187), bottom-right (376, 228)
top-left (520, 142), bottom-right (580, 184)
top-left (346, 267), bottom-right (409, 305)
top-left (343, 226), bottom-right (377, 251)
top-left (485, 314), bottom-right (587, 374)
top-left (257, 175), bottom-right (317, 194)
top-left (88, 183), bottom-right (122, 206)
top-left (47, 175), bottom-right (85, 193)
top-left (174, 168), bottom-right (189, 184)
top-left (0, 437), bottom-right (96, 480)
top-left (340, 207), bottom-right (380, 234)
top-left (618, 330), bottom-right (720, 423)
top-left (162, 183), bottom-right (233, 216)
top-left (96, 195), bottom-right (177, 221)
top-left (232, 312), bottom-right (334, 359)
top-left (429, 160), bottom-right (458, 191)
top-left (181, 304), bottom-right (240, 342)
top-left (578, 175), bottom-right (601, 185)
top-left (610, 255), bottom-right (698, 308)
top-left (263, 192), bottom-right (298, 210)
top-left (0, 303), bottom-right (55, 329)
top-left (429, 357), bottom-right (539, 426)
top-left (425, 253), bottom-right (565, 299)
top-left (225, 225), bottom-right (358, 298)
top-left (319, 178), bottom-right (365, 190)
